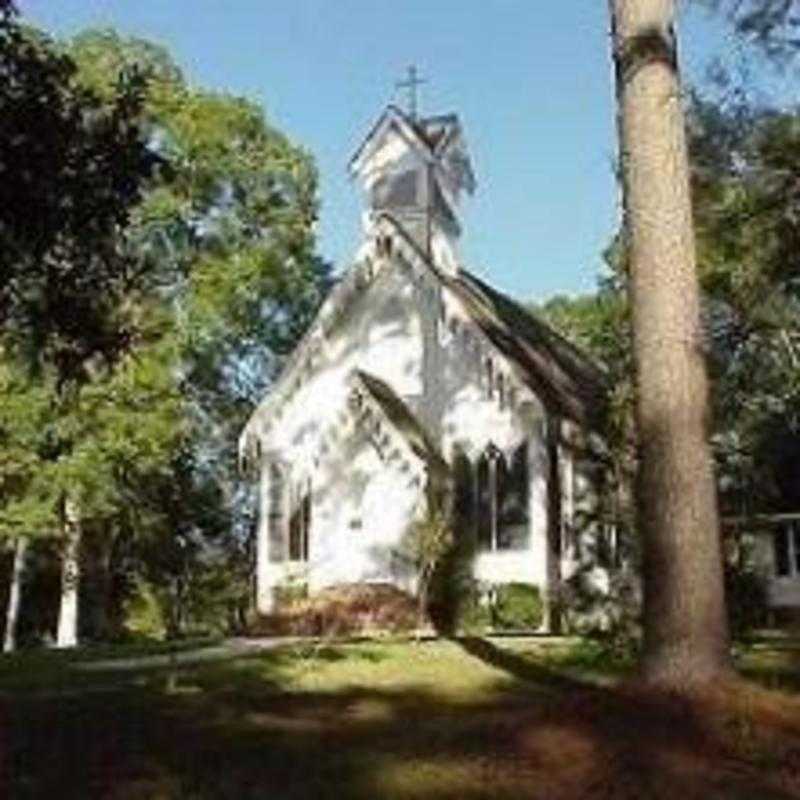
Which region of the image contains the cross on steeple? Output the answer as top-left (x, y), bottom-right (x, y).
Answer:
top-left (396, 65), bottom-right (426, 121)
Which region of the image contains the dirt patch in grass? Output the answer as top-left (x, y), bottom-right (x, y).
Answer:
top-left (511, 679), bottom-right (800, 800)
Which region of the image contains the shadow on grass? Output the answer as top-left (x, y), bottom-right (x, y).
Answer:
top-left (3, 640), bottom-right (800, 799)
top-left (455, 636), bottom-right (588, 693)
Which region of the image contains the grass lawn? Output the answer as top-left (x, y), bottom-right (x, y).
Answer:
top-left (3, 635), bottom-right (800, 799)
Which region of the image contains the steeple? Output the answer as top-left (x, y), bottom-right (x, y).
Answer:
top-left (348, 95), bottom-right (475, 275)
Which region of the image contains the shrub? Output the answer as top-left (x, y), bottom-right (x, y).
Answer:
top-left (123, 576), bottom-right (167, 640)
top-left (404, 508), bottom-right (455, 631)
top-left (492, 583), bottom-right (543, 631)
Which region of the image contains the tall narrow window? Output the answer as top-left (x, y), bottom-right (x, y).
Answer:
top-left (485, 357), bottom-right (494, 399)
top-left (497, 442), bottom-right (529, 550)
top-left (475, 443), bottom-right (529, 551)
top-left (774, 522), bottom-right (800, 578)
top-left (268, 463), bottom-right (286, 563)
top-left (289, 479), bottom-right (311, 562)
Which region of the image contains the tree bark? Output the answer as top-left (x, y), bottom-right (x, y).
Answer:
top-left (3, 537), bottom-right (28, 653)
top-left (608, 0), bottom-right (731, 687)
top-left (56, 498), bottom-right (82, 648)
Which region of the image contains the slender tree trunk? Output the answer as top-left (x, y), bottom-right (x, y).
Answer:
top-left (3, 537), bottom-right (28, 653)
top-left (56, 498), bottom-right (82, 648)
top-left (608, 0), bottom-right (731, 687)
top-left (417, 574), bottom-right (429, 642)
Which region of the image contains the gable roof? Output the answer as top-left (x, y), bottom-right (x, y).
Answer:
top-left (353, 370), bottom-right (447, 476)
top-left (444, 270), bottom-right (608, 428)
top-left (349, 105), bottom-right (437, 169)
top-left (348, 105), bottom-right (476, 194)
top-left (239, 212), bottom-right (608, 472)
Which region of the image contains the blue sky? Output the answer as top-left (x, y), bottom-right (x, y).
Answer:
top-left (23, 1), bottom-right (738, 302)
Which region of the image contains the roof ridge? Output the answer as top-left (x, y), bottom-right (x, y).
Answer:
top-left (458, 269), bottom-right (607, 381)
top-left (447, 270), bottom-right (608, 427)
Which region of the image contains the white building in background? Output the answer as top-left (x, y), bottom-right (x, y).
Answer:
top-left (239, 103), bottom-right (608, 629)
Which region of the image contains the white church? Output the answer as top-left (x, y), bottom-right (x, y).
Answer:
top-left (239, 100), bottom-right (608, 630)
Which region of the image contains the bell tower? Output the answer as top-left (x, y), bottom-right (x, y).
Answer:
top-left (348, 71), bottom-right (476, 274)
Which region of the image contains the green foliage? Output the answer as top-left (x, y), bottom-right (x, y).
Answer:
top-left (458, 594), bottom-right (493, 635)
top-left (123, 575), bottom-right (168, 640)
top-left (435, 578), bottom-right (492, 635)
top-left (403, 507), bottom-right (455, 630)
top-left (688, 98), bottom-right (800, 519)
top-left (0, 17), bottom-right (330, 643)
top-left (82, 24), bottom-right (331, 638)
top-left (0, 360), bottom-right (61, 538)
top-left (492, 583), bottom-right (544, 631)
top-left (699, 0), bottom-right (800, 64)
top-left (406, 509), bottom-right (455, 582)
top-left (433, 579), bottom-right (543, 635)
top-left (0, 6), bottom-right (158, 376)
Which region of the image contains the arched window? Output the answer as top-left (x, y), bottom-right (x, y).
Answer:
top-left (268, 463), bottom-right (286, 563)
top-left (289, 478), bottom-right (311, 562)
top-left (485, 357), bottom-right (494, 399)
top-left (476, 442), bottom-right (529, 551)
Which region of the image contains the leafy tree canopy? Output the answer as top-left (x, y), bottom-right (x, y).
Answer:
top-left (699, 0), bottom-right (800, 64)
top-left (0, 15), bottom-right (331, 640)
top-left (0, 5), bottom-right (159, 380)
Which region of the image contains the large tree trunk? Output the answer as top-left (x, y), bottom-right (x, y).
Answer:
top-left (3, 537), bottom-right (28, 653)
top-left (56, 498), bottom-right (82, 648)
top-left (608, 0), bottom-right (731, 687)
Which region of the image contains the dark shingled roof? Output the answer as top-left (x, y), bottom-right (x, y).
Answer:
top-left (444, 270), bottom-right (608, 428)
top-left (355, 370), bottom-right (448, 475)
top-left (370, 213), bottom-right (607, 428)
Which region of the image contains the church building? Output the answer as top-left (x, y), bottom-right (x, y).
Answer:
top-left (239, 99), bottom-right (608, 629)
